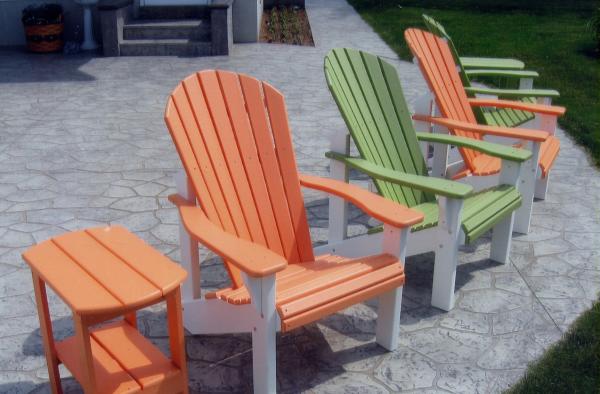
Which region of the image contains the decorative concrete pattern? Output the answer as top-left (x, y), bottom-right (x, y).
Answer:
top-left (0, 0), bottom-right (598, 392)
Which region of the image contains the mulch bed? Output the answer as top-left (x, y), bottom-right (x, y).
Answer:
top-left (260, 6), bottom-right (314, 46)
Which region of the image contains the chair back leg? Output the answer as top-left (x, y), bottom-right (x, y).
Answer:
top-left (535, 171), bottom-right (550, 200)
top-left (513, 141), bottom-right (541, 234)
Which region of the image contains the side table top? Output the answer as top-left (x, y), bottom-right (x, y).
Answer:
top-left (23, 226), bottom-right (187, 315)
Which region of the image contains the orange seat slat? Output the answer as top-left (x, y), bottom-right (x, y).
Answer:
top-left (91, 321), bottom-right (183, 391)
top-left (52, 231), bottom-right (161, 309)
top-left (207, 254), bottom-right (403, 323)
top-left (281, 275), bottom-right (405, 332)
top-left (23, 241), bottom-right (122, 314)
top-left (86, 226), bottom-right (187, 295)
top-left (56, 332), bottom-right (141, 394)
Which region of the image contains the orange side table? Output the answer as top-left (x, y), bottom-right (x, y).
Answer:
top-left (23, 226), bottom-right (189, 394)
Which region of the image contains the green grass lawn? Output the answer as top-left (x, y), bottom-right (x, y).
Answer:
top-left (507, 301), bottom-right (600, 393)
top-left (347, 0), bottom-right (600, 165)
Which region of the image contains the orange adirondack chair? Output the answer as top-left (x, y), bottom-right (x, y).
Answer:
top-left (405, 28), bottom-right (565, 234)
top-left (164, 70), bottom-right (423, 393)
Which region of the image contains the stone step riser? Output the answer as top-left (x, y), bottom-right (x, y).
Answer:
top-left (137, 6), bottom-right (209, 20)
top-left (123, 25), bottom-right (210, 41)
top-left (119, 41), bottom-right (212, 56)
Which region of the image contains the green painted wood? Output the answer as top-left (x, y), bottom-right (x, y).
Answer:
top-left (324, 47), bottom-right (524, 244)
top-left (459, 57), bottom-right (525, 70)
top-left (368, 185), bottom-right (521, 243)
top-left (464, 69), bottom-right (539, 79)
top-left (465, 86), bottom-right (560, 98)
top-left (325, 152), bottom-right (473, 199)
top-left (324, 48), bottom-right (435, 207)
top-left (415, 132), bottom-right (532, 162)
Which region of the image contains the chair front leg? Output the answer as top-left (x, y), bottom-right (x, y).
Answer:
top-left (490, 159), bottom-right (522, 264)
top-left (244, 274), bottom-right (277, 394)
top-left (519, 77), bottom-right (533, 90)
top-left (432, 197), bottom-right (464, 311)
top-left (328, 131), bottom-right (350, 243)
top-left (376, 225), bottom-right (409, 351)
top-left (175, 170), bottom-right (201, 301)
top-left (513, 141), bottom-right (541, 234)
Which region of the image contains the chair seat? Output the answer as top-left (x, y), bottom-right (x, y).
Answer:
top-left (452, 135), bottom-right (560, 180)
top-left (411, 184), bottom-right (521, 243)
top-left (481, 97), bottom-right (537, 128)
top-left (206, 253), bottom-right (405, 332)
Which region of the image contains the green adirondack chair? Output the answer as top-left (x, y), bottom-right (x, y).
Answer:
top-left (421, 14), bottom-right (560, 129)
top-left (318, 48), bottom-right (532, 311)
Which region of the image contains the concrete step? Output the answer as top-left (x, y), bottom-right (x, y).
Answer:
top-left (119, 39), bottom-right (212, 56)
top-left (123, 19), bottom-right (210, 40)
top-left (137, 6), bottom-right (209, 20)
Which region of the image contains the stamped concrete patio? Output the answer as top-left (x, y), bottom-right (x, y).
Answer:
top-left (0, 0), bottom-right (598, 392)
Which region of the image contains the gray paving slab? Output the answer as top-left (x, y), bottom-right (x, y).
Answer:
top-left (0, 0), bottom-right (598, 392)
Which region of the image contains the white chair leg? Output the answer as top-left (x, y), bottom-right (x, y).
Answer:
top-left (431, 197), bottom-right (463, 311)
top-left (328, 131), bottom-right (350, 243)
top-left (175, 170), bottom-right (201, 301)
top-left (490, 213), bottom-right (515, 264)
top-left (535, 171), bottom-right (550, 200)
top-left (245, 275), bottom-right (277, 394)
top-left (519, 77), bottom-right (533, 90)
top-left (490, 159), bottom-right (522, 263)
top-left (376, 226), bottom-right (408, 351)
top-left (513, 142), bottom-right (540, 234)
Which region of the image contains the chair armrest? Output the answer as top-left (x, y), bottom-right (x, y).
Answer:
top-left (412, 114), bottom-right (549, 142)
top-left (168, 194), bottom-right (287, 278)
top-left (459, 56), bottom-right (525, 70)
top-left (416, 132), bottom-right (532, 162)
top-left (465, 86), bottom-right (560, 99)
top-left (298, 174), bottom-right (424, 228)
top-left (464, 69), bottom-right (539, 79)
top-left (323, 153), bottom-right (473, 199)
top-left (468, 98), bottom-right (566, 116)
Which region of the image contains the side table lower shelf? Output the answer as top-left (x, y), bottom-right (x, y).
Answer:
top-left (55, 321), bottom-right (184, 393)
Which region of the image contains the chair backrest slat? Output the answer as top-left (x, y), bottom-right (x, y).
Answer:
top-left (165, 70), bottom-right (314, 288)
top-left (405, 28), bottom-right (483, 171)
top-left (324, 48), bottom-right (434, 208)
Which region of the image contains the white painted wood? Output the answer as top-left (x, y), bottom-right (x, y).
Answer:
top-left (245, 274), bottom-right (277, 394)
top-left (490, 159), bottom-right (521, 263)
top-left (535, 171), bottom-right (550, 200)
top-left (175, 170), bottom-right (201, 302)
top-left (519, 78), bottom-right (533, 90)
top-left (513, 141), bottom-right (540, 234)
top-left (183, 298), bottom-right (274, 334)
top-left (375, 226), bottom-right (408, 350)
top-left (328, 131), bottom-right (350, 243)
top-left (431, 107), bottom-right (450, 178)
top-left (413, 92), bottom-right (434, 160)
top-left (431, 197), bottom-right (463, 311)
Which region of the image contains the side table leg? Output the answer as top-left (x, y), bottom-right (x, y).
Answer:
top-left (74, 315), bottom-right (97, 394)
top-left (32, 273), bottom-right (63, 394)
top-left (167, 288), bottom-right (189, 394)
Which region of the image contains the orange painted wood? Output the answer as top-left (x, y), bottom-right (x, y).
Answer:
top-left (176, 204), bottom-right (288, 278)
top-left (539, 136), bottom-right (560, 178)
top-left (32, 273), bottom-right (63, 394)
top-left (281, 275), bottom-right (404, 332)
top-left (166, 288), bottom-right (189, 394)
top-left (73, 314), bottom-right (99, 393)
top-left (298, 174), bottom-right (424, 228)
top-left (24, 241), bottom-right (122, 314)
top-left (412, 115), bottom-right (549, 142)
top-left (86, 226), bottom-right (187, 295)
top-left (56, 328), bottom-right (142, 394)
top-left (468, 98), bottom-right (566, 116)
top-left (238, 73), bottom-right (302, 263)
top-left (207, 253), bottom-right (403, 315)
top-left (405, 28), bottom-right (562, 177)
top-left (90, 321), bottom-right (183, 392)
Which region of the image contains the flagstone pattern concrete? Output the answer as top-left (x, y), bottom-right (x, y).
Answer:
top-left (0, 0), bottom-right (598, 392)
